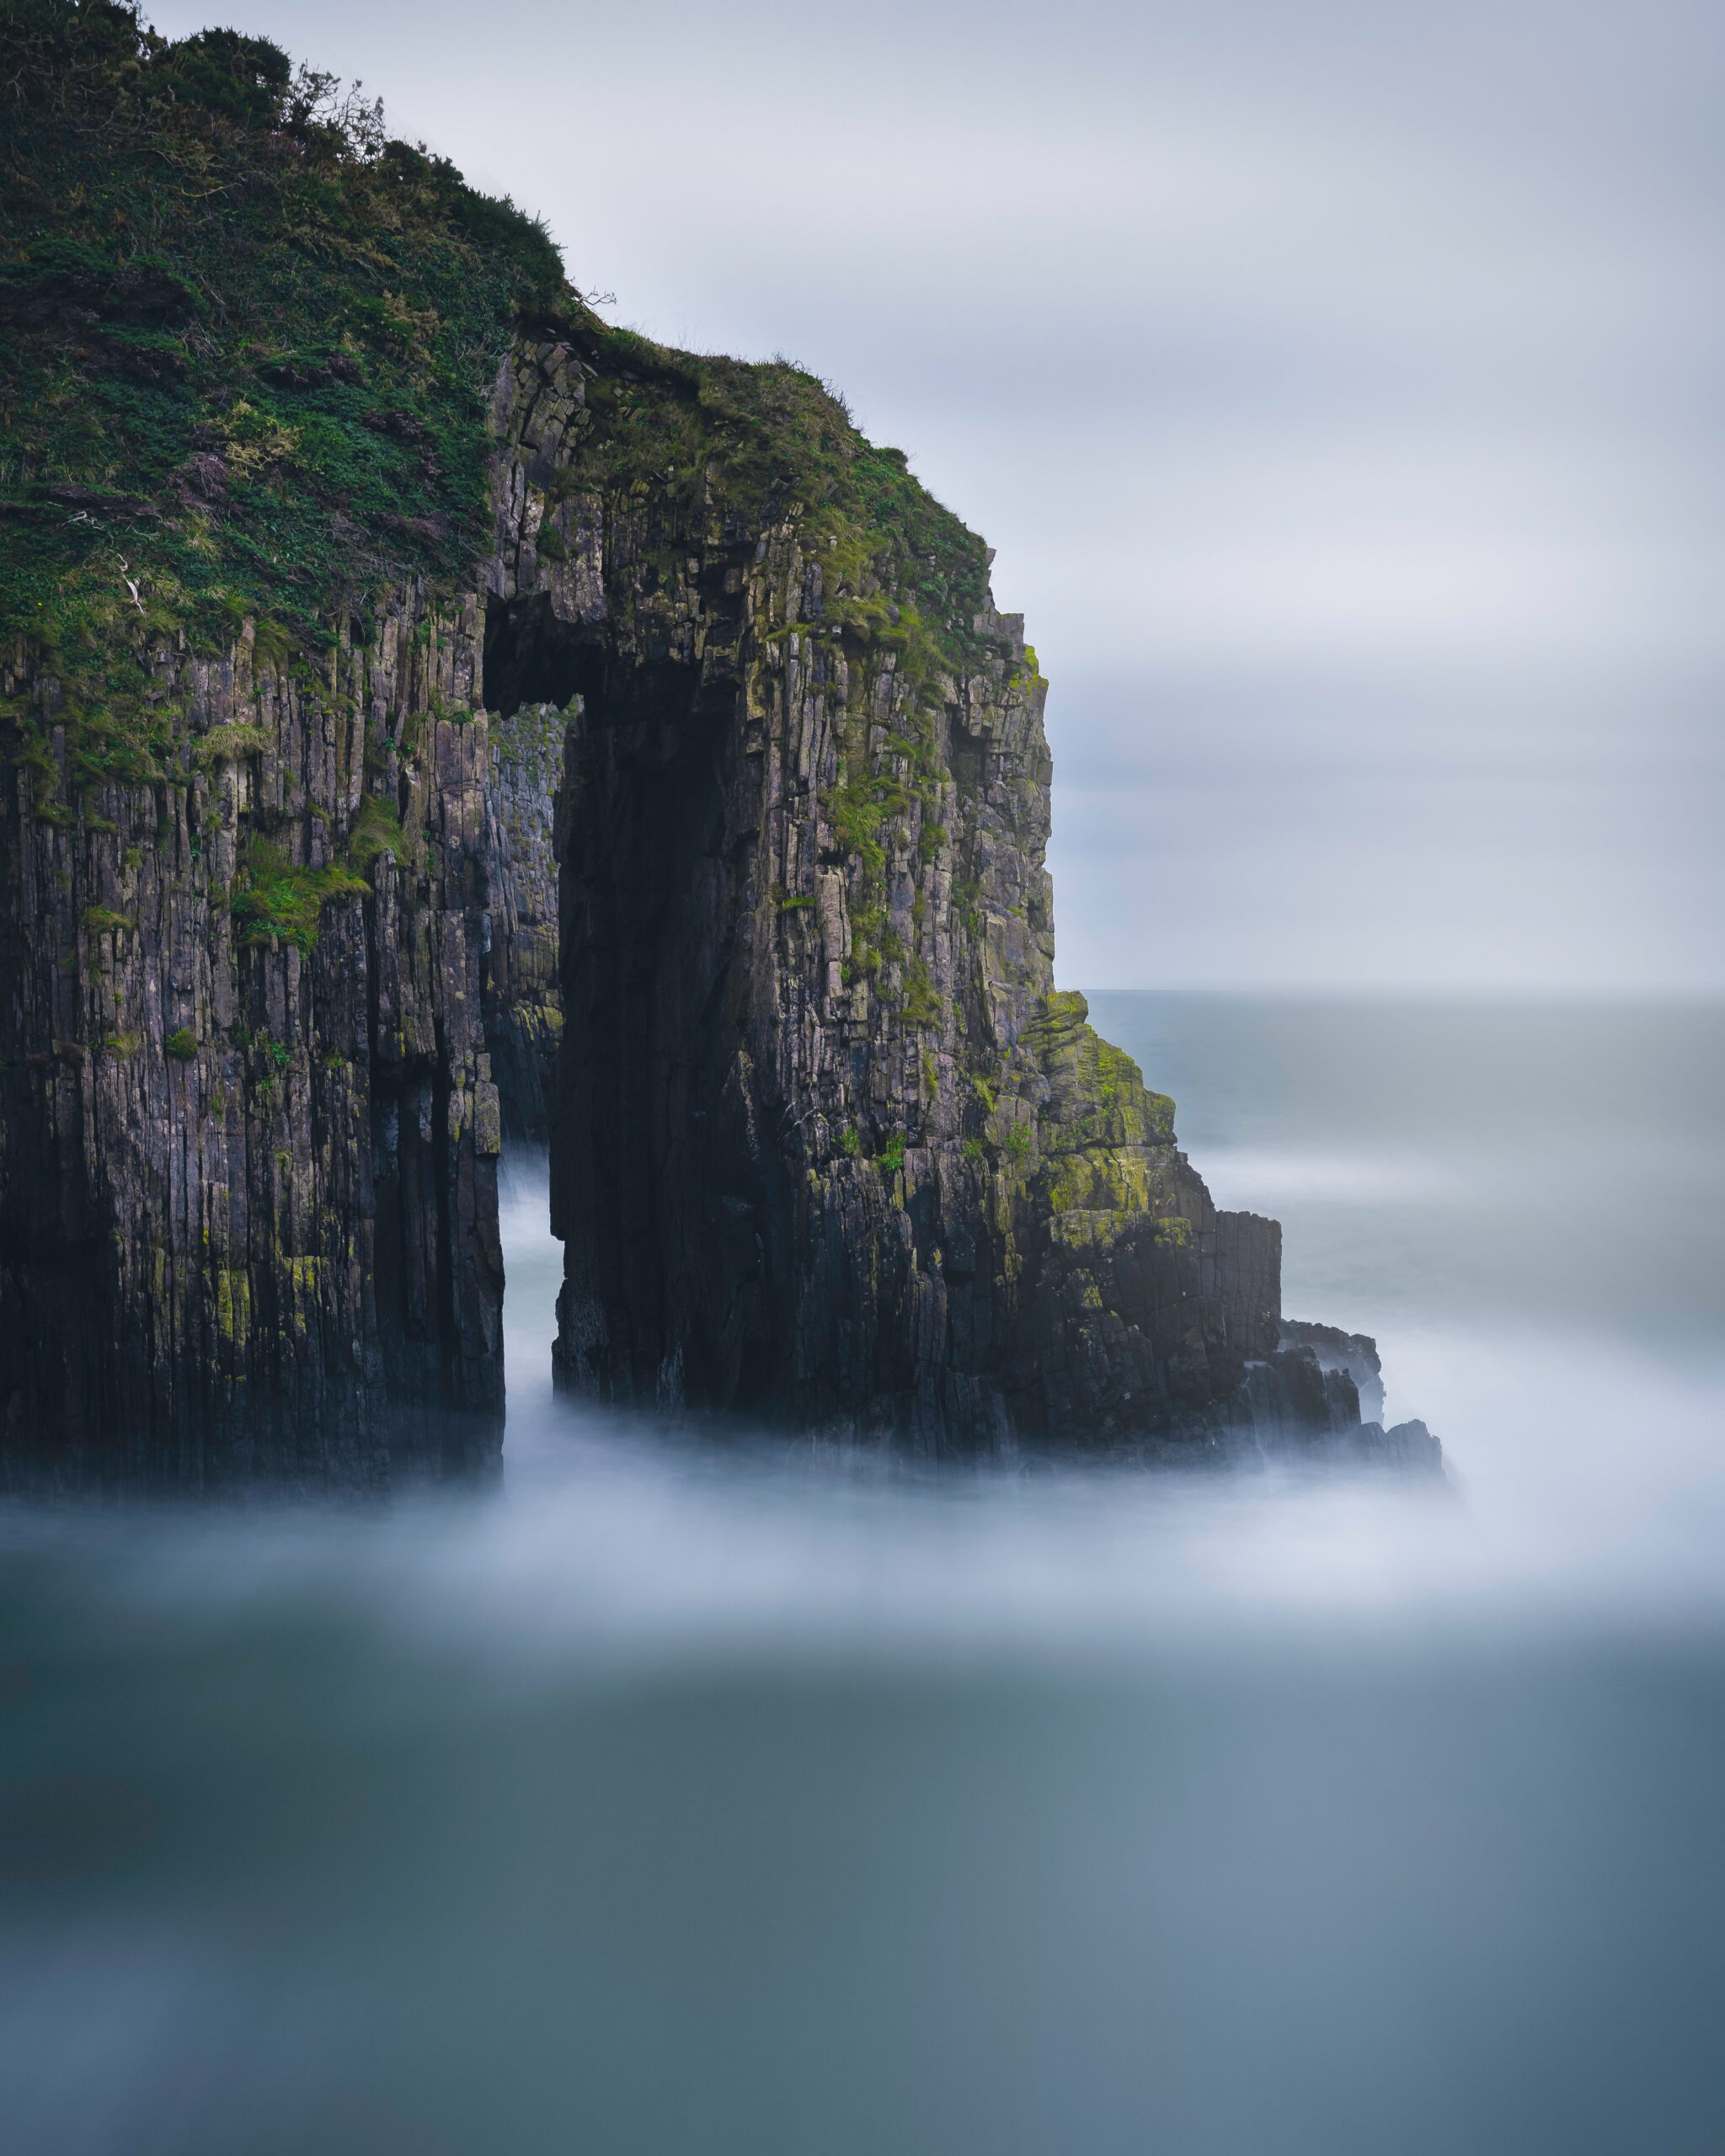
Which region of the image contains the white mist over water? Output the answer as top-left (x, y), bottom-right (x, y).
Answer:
top-left (3, 995), bottom-right (1722, 2155)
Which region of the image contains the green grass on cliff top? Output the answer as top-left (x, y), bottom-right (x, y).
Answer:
top-left (1, 0), bottom-right (562, 732)
top-left (1, 0), bottom-right (991, 782)
top-left (564, 328), bottom-right (992, 666)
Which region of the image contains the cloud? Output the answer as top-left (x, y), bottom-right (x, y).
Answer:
top-left (154, 0), bottom-right (1725, 985)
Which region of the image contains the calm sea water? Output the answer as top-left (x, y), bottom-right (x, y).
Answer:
top-left (3, 994), bottom-right (1722, 2156)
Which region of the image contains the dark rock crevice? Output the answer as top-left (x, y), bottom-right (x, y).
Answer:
top-left (552, 649), bottom-right (765, 1407)
top-left (482, 589), bottom-right (600, 721)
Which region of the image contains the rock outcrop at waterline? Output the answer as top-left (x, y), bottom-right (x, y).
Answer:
top-left (0, 1), bottom-right (1435, 1481)
top-left (485, 336), bottom-right (1434, 1465)
top-left (514, 325), bottom-right (1288, 1448)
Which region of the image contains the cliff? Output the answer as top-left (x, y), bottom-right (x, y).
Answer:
top-left (485, 337), bottom-right (1409, 1455)
top-left (0, 2), bottom-right (1435, 1481)
top-left (0, 2), bottom-right (553, 1481)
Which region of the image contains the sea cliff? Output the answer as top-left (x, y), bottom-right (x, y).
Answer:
top-left (0, 1), bottom-right (1435, 1480)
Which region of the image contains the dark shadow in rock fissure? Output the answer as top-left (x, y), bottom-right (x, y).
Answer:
top-left (483, 590), bottom-right (599, 718)
top-left (479, 589), bottom-right (596, 1150)
top-left (552, 651), bottom-right (766, 1412)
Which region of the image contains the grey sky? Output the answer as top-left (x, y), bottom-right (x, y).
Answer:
top-left (154, 0), bottom-right (1725, 989)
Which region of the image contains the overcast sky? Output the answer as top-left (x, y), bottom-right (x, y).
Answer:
top-left (156, 0), bottom-right (1725, 990)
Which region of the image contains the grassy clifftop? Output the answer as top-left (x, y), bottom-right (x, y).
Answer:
top-left (1, 0), bottom-right (563, 778)
top-left (2, 0), bottom-right (994, 798)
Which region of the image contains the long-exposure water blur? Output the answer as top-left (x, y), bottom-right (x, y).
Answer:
top-left (3, 992), bottom-right (1722, 2155)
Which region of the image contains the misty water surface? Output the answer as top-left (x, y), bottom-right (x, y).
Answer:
top-left (3, 994), bottom-right (1722, 2156)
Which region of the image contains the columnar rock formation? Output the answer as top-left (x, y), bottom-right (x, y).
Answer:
top-left (0, 2), bottom-right (1436, 1481)
top-left (481, 335), bottom-right (1413, 1456)
top-left (0, 3), bottom-right (558, 1484)
top-left (483, 696), bottom-right (563, 1143)
top-left (0, 597), bottom-right (519, 1482)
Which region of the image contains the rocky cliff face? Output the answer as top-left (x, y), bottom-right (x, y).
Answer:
top-left (483, 696), bottom-right (563, 1143)
top-left (0, 595), bottom-right (516, 1484)
top-left (0, 323), bottom-right (1430, 1483)
top-left (477, 334), bottom-right (1413, 1459)
top-left (0, 2), bottom-right (558, 1483)
top-left (0, 2), bottom-right (1433, 1479)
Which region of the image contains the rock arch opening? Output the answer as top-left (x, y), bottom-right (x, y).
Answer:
top-left (550, 656), bottom-right (762, 1410)
top-left (483, 590), bottom-right (598, 718)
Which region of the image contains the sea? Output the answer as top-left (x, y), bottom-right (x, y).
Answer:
top-left (3, 992), bottom-right (1722, 2155)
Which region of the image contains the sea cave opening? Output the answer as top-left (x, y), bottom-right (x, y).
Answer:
top-left (482, 588), bottom-right (598, 718)
top-left (485, 602), bottom-right (746, 1428)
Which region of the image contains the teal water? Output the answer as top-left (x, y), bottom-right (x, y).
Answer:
top-left (3, 995), bottom-right (1723, 2154)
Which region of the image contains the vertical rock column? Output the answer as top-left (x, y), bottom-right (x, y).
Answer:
top-left (521, 450), bottom-right (1294, 1450)
top-left (0, 595), bottom-right (505, 1486)
top-left (483, 699), bottom-right (566, 1142)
